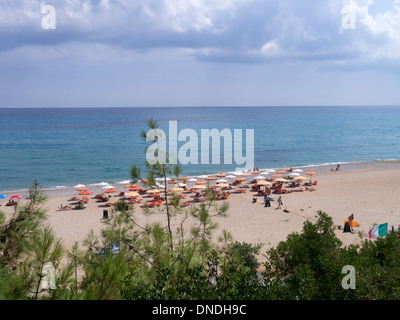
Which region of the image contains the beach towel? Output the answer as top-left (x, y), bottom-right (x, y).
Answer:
top-left (369, 223), bottom-right (388, 238)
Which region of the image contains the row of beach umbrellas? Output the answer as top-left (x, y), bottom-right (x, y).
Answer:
top-left (67, 168), bottom-right (317, 198)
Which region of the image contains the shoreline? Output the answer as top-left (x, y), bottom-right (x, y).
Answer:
top-left (1, 158), bottom-right (400, 196)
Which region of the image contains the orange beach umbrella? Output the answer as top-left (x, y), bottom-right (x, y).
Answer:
top-left (79, 190), bottom-right (92, 195)
top-left (105, 188), bottom-right (118, 193)
top-left (305, 171), bottom-right (316, 176)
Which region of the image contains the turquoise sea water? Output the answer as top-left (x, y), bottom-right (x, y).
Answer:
top-left (1, 106), bottom-right (400, 191)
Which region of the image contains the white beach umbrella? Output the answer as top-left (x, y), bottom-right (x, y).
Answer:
top-left (293, 169), bottom-right (304, 172)
top-left (225, 175), bottom-right (236, 179)
top-left (257, 180), bottom-right (271, 186)
top-left (187, 178), bottom-right (197, 182)
top-left (288, 173), bottom-right (300, 177)
top-left (254, 175), bottom-right (265, 180)
top-left (216, 178), bottom-right (228, 183)
top-left (232, 172), bottom-right (244, 176)
top-left (197, 175), bottom-right (208, 179)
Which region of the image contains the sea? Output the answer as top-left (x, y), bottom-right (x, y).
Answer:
top-left (1, 106), bottom-right (400, 192)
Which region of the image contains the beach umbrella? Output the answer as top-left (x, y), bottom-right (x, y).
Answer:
top-left (0, 195), bottom-right (6, 199)
top-left (288, 173), bottom-right (300, 177)
top-left (254, 176), bottom-right (265, 180)
top-left (282, 168), bottom-right (291, 171)
top-left (275, 178), bottom-right (289, 183)
top-left (271, 174), bottom-right (282, 178)
top-left (293, 169), bottom-right (303, 172)
top-left (129, 186), bottom-right (141, 191)
top-left (205, 177), bottom-right (216, 181)
top-left (168, 179), bottom-right (180, 184)
top-left (76, 187), bottom-right (89, 191)
top-left (187, 178), bottom-right (197, 182)
top-left (179, 176), bottom-right (190, 181)
top-left (124, 184), bottom-right (137, 188)
top-left (10, 195), bottom-right (21, 200)
top-left (242, 173), bottom-right (252, 177)
top-left (277, 170), bottom-right (287, 174)
top-left (235, 177), bottom-right (246, 182)
top-left (195, 181), bottom-right (207, 185)
top-left (124, 192), bottom-right (139, 198)
top-left (267, 169), bottom-right (276, 173)
top-left (257, 181), bottom-right (271, 186)
top-left (216, 183), bottom-right (229, 188)
top-left (146, 189), bottom-right (160, 194)
top-left (225, 175), bottom-right (236, 179)
top-left (231, 172), bottom-right (244, 176)
top-left (216, 173), bottom-right (226, 177)
top-left (197, 175), bottom-right (208, 179)
top-left (251, 170), bottom-right (260, 174)
top-left (104, 188), bottom-right (118, 193)
top-left (216, 179), bottom-right (228, 183)
top-left (294, 176), bottom-right (308, 181)
top-left (193, 185), bottom-right (207, 189)
top-left (79, 190), bottom-right (92, 195)
top-left (170, 187), bottom-right (184, 192)
top-left (306, 171), bottom-right (316, 176)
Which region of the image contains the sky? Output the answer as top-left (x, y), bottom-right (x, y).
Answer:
top-left (0, 0), bottom-right (400, 107)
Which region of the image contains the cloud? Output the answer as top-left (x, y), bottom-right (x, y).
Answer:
top-left (1, 0), bottom-right (400, 66)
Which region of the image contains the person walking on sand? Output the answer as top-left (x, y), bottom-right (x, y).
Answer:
top-left (277, 196), bottom-right (283, 209)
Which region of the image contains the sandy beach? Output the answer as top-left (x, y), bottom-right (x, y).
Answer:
top-left (1, 161), bottom-right (400, 266)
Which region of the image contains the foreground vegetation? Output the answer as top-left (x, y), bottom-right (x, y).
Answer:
top-left (2, 182), bottom-right (400, 300)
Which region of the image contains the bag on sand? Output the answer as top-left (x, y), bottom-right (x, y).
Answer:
top-left (343, 221), bottom-right (352, 233)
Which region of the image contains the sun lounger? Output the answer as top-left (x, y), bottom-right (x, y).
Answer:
top-left (305, 187), bottom-right (317, 191)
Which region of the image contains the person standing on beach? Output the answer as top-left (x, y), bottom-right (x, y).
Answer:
top-left (348, 213), bottom-right (355, 231)
top-left (264, 194), bottom-right (271, 207)
top-left (277, 196), bottom-right (282, 209)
